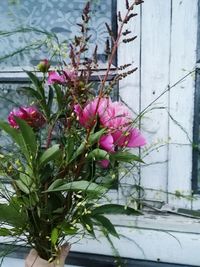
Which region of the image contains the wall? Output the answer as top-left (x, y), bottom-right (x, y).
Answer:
top-left (118, 0), bottom-right (199, 209)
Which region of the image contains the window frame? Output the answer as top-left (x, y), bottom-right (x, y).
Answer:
top-left (192, 0), bottom-right (200, 194)
top-left (192, 67), bottom-right (200, 194)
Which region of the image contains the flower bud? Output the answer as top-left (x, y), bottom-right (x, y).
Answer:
top-left (37, 59), bottom-right (50, 73)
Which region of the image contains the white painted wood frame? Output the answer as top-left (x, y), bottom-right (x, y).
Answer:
top-left (118, 0), bottom-right (199, 210)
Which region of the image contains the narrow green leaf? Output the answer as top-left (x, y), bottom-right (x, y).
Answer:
top-left (15, 117), bottom-right (37, 159)
top-left (0, 121), bottom-right (29, 159)
top-left (69, 131), bottom-right (107, 163)
top-left (61, 222), bottom-right (78, 235)
top-left (15, 179), bottom-right (30, 194)
top-left (0, 201), bottom-right (27, 228)
top-left (25, 71), bottom-right (44, 96)
top-left (46, 180), bottom-right (107, 194)
top-left (39, 144), bottom-right (60, 167)
top-left (47, 179), bottom-right (63, 191)
top-left (25, 71), bottom-right (50, 119)
top-left (80, 215), bottom-right (95, 237)
top-left (20, 87), bottom-right (42, 100)
top-left (65, 135), bottom-right (75, 162)
top-left (15, 170), bottom-right (35, 194)
top-left (0, 121), bottom-right (20, 145)
top-left (0, 228), bottom-right (13, 237)
top-left (88, 148), bottom-right (109, 161)
top-left (47, 86), bottom-right (54, 113)
top-left (69, 141), bottom-right (86, 163)
top-left (51, 228), bottom-right (59, 245)
top-left (88, 129), bottom-right (106, 145)
top-left (92, 204), bottom-right (142, 216)
top-left (53, 84), bottom-right (63, 111)
top-left (93, 215), bottom-right (119, 238)
top-left (111, 151), bottom-right (144, 163)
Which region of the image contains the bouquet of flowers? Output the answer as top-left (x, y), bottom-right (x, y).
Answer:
top-left (0, 0), bottom-right (145, 266)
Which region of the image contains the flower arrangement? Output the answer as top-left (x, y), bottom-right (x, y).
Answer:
top-left (0, 0), bottom-right (145, 265)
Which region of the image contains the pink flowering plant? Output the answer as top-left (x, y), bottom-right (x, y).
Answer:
top-left (0, 0), bottom-right (145, 263)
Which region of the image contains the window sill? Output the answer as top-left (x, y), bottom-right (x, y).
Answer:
top-left (0, 213), bottom-right (200, 266)
top-left (108, 212), bottom-right (200, 234)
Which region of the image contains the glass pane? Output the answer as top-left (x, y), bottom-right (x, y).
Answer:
top-left (0, 80), bottom-right (117, 118)
top-left (0, 83), bottom-right (30, 119)
top-left (0, 0), bottom-right (114, 68)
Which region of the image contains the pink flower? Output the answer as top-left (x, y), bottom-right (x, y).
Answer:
top-left (112, 128), bottom-right (146, 148)
top-left (75, 98), bottom-right (146, 160)
top-left (99, 134), bottom-right (114, 152)
top-left (100, 101), bottom-right (132, 129)
top-left (74, 98), bottom-right (110, 128)
top-left (47, 68), bottom-right (78, 85)
top-left (8, 106), bottom-right (46, 129)
top-left (47, 71), bottom-right (65, 85)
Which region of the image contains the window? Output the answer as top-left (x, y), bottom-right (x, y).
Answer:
top-left (0, 0), bottom-right (117, 67)
top-left (0, 0), bottom-right (118, 181)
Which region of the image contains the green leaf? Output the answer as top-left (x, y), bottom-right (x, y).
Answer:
top-left (0, 121), bottom-right (29, 159)
top-left (15, 118), bottom-right (37, 160)
top-left (47, 179), bottom-right (63, 191)
top-left (51, 227), bottom-right (59, 246)
top-left (0, 121), bottom-right (21, 145)
top-left (93, 215), bottom-right (119, 238)
top-left (25, 71), bottom-right (50, 119)
top-left (88, 148), bottom-right (109, 161)
top-left (47, 86), bottom-right (54, 112)
top-left (110, 151), bottom-right (144, 163)
top-left (0, 228), bottom-right (13, 237)
top-left (69, 141), bottom-right (86, 163)
top-left (92, 204), bottom-right (142, 216)
top-left (80, 215), bottom-right (95, 237)
top-left (15, 170), bottom-right (35, 194)
top-left (15, 179), bottom-right (30, 194)
top-left (62, 222), bottom-right (78, 235)
top-left (65, 135), bottom-right (75, 163)
top-left (0, 201), bottom-right (27, 228)
top-left (39, 144), bottom-right (60, 167)
top-left (68, 131), bottom-right (106, 163)
top-left (20, 87), bottom-right (42, 100)
top-left (25, 71), bottom-right (43, 96)
top-left (53, 84), bottom-right (63, 111)
top-left (88, 129), bottom-right (106, 145)
top-left (46, 180), bottom-right (107, 194)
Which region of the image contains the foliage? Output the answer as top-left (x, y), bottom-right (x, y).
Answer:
top-left (0, 0), bottom-right (145, 262)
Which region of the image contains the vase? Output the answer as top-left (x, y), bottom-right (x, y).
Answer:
top-left (25, 244), bottom-right (70, 267)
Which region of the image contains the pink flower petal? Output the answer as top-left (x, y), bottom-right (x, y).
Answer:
top-left (100, 159), bottom-right (110, 168)
top-left (126, 128), bottom-right (146, 147)
top-left (74, 98), bottom-right (110, 128)
top-left (112, 128), bottom-right (146, 148)
top-left (99, 134), bottom-right (114, 152)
